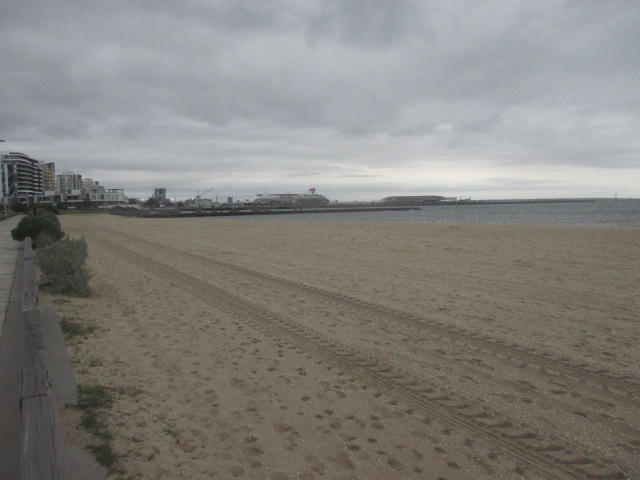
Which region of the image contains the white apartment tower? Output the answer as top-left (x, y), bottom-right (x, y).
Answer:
top-left (82, 178), bottom-right (99, 192)
top-left (1, 151), bottom-right (45, 204)
top-left (57, 171), bottom-right (83, 193)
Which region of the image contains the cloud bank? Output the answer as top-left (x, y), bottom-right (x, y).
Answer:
top-left (2, 0), bottom-right (639, 201)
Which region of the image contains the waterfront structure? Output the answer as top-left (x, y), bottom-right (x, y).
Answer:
top-left (381, 195), bottom-right (447, 205)
top-left (88, 187), bottom-right (126, 207)
top-left (1, 151), bottom-right (45, 205)
top-left (253, 191), bottom-right (330, 207)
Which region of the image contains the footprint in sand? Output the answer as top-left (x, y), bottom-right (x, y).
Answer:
top-left (273, 422), bottom-right (294, 434)
top-left (304, 455), bottom-right (326, 475)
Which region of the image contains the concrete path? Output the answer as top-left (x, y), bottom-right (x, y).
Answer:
top-left (0, 216), bottom-right (24, 479)
top-left (0, 215), bottom-right (21, 342)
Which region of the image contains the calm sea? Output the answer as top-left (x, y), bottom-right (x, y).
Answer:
top-left (241, 199), bottom-right (640, 227)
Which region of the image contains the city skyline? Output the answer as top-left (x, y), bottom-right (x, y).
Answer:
top-left (1, 1), bottom-right (639, 202)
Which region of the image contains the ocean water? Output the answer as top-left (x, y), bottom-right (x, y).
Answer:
top-left (241, 199), bottom-right (640, 227)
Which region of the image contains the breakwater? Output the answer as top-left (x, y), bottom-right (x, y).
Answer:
top-left (109, 206), bottom-right (421, 218)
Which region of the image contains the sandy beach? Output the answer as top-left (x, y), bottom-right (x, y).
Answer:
top-left (42, 214), bottom-right (640, 479)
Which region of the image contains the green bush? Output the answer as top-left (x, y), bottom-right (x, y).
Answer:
top-left (11, 212), bottom-right (64, 248)
top-left (36, 236), bottom-right (91, 296)
top-left (35, 203), bottom-right (60, 215)
top-left (10, 200), bottom-right (29, 213)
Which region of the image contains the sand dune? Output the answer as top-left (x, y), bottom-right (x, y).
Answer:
top-left (44, 214), bottom-right (640, 479)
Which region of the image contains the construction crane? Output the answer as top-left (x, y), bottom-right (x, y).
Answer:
top-left (193, 188), bottom-right (214, 208)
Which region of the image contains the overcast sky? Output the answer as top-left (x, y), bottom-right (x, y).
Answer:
top-left (2, 1), bottom-right (639, 202)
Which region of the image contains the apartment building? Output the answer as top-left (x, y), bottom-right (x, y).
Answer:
top-left (1, 151), bottom-right (45, 204)
top-left (2, 151), bottom-right (128, 208)
top-left (57, 171), bottom-right (83, 193)
top-left (42, 162), bottom-right (56, 191)
top-left (82, 178), bottom-right (99, 191)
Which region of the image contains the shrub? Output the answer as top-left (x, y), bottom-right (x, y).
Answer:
top-left (11, 212), bottom-right (64, 248)
top-left (36, 236), bottom-right (91, 296)
top-left (35, 203), bottom-right (60, 215)
top-left (10, 200), bottom-right (29, 213)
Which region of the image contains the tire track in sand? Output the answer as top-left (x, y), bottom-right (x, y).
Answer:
top-left (82, 230), bottom-right (628, 480)
top-left (96, 224), bottom-right (640, 398)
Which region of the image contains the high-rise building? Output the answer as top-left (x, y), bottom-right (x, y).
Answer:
top-left (82, 178), bottom-right (99, 192)
top-left (154, 187), bottom-right (167, 202)
top-left (41, 162), bottom-right (56, 192)
top-left (56, 171), bottom-right (83, 193)
top-left (1, 151), bottom-right (45, 204)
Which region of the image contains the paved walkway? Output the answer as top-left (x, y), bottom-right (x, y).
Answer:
top-left (0, 215), bottom-right (21, 342)
top-left (0, 215), bottom-right (23, 479)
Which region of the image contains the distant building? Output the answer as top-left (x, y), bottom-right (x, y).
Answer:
top-left (1, 153), bottom-right (128, 209)
top-left (88, 187), bottom-right (126, 207)
top-left (62, 189), bottom-right (86, 208)
top-left (253, 191), bottom-right (330, 207)
top-left (57, 171), bottom-right (83, 193)
top-left (41, 162), bottom-right (56, 192)
top-left (1, 151), bottom-right (45, 204)
top-left (82, 178), bottom-right (99, 192)
top-left (198, 198), bottom-right (215, 208)
top-left (154, 187), bottom-right (167, 202)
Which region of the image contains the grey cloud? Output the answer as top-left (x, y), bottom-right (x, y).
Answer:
top-left (1, 0), bottom-right (639, 200)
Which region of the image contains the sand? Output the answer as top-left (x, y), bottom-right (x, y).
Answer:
top-left (41, 214), bottom-right (640, 479)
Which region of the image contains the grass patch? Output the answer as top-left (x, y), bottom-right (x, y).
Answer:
top-left (114, 385), bottom-right (145, 397)
top-left (87, 442), bottom-right (117, 469)
top-left (59, 209), bottom-right (110, 215)
top-left (163, 427), bottom-right (180, 440)
top-left (78, 384), bottom-right (112, 409)
top-left (76, 384), bottom-right (121, 472)
top-left (80, 411), bottom-right (113, 440)
top-left (59, 318), bottom-right (96, 340)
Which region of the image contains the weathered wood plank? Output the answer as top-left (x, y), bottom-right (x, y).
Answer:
top-left (21, 394), bottom-right (65, 480)
top-left (20, 237), bottom-right (66, 480)
top-left (22, 239), bottom-right (38, 313)
top-left (21, 310), bottom-right (51, 399)
top-left (23, 238), bottom-right (33, 260)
